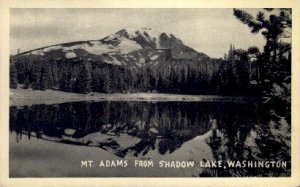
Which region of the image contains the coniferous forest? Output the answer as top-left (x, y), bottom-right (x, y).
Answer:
top-left (10, 53), bottom-right (263, 95)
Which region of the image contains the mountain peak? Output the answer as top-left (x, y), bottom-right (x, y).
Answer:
top-left (103, 27), bottom-right (167, 42)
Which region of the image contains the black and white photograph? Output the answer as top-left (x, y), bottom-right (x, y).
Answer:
top-left (7, 7), bottom-right (293, 178)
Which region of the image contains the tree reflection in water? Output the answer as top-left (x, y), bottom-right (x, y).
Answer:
top-left (9, 101), bottom-right (290, 176)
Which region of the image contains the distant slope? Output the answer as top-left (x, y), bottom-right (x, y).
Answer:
top-left (15, 28), bottom-right (209, 68)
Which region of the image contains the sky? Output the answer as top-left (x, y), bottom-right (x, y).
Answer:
top-left (10, 8), bottom-right (267, 58)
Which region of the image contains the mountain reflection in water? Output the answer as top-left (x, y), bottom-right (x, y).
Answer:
top-left (9, 101), bottom-right (290, 177)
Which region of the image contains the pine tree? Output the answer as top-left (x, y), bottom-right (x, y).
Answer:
top-left (102, 68), bottom-right (111, 93)
top-left (233, 8), bottom-right (291, 63)
top-left (40, 62), bottom-right (52, 90)
top-left (91, 67), bottom-right (103, 92)
top-left (10, 60), bottom-right (18, 88)
top-left (228, 44), bottom-right (234, 62)
top-left (59, 71), bottom-right (69, 92)
top-left (31, 61), bottom-right (43, 89)
top-left (75, 63), bottom-right (92, 93)
top-left (224, 53), bottom-right (228, 61)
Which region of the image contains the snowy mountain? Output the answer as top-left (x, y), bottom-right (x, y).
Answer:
top-left (16, 28), bottom-right (209, 67)
top-left (11, 28), bottom-right (224, 94)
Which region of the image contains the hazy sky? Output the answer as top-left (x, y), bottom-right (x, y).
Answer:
top-left (10, 8), bottom-right (266, 58)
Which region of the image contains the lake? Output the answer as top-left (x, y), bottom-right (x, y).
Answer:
top-left (9, 101), bottom-right (290, 177)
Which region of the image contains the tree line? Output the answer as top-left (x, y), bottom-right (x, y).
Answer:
top-left (10, 49), bottom-right (262, 96)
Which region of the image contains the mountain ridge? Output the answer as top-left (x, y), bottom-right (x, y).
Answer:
top-left (14, 28), bottom-right (210, 68)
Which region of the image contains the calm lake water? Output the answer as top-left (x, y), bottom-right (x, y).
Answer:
top-left (9, 101), bottom-right (290, 177)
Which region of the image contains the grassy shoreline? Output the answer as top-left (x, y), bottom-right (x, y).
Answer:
top-left (10, 88), bottom-right (256, 107)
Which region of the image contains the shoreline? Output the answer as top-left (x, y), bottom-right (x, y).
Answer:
top-left (10, 88), bottom-right (257, 107)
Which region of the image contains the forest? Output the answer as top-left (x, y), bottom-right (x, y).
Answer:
top-left (10, 9), bottom-right (291, 99)
top-left (9, 50), bottom-right (262, 96)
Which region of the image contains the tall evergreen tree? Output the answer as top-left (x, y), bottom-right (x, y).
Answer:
top-left (75, 63), bottom-right (92, 93)
top-left (40, 62), bottom-right (52, 90)
top-left (10, 60), bottom-right (18, 88)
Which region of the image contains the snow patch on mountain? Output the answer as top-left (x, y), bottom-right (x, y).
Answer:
top-left (89, 40), bottom-right (102, 45)
top-left (43, 45), bottom-right (62, 52)
top-left (104, 28), bottom-right (169, 49)
top-left (136, 58), bottom-right (145, 67)
top-left (129, 55), bottom-right (136, 60)
top-left (127, 28), bottom-right (166, 39)
top-left (65, 51), bottom-right (77, 59)
top-left (60, 43), bottom-right (115, 55)
top-left (126, 28), bottom-right (164, 48)
top-left (150, 54), bottom-right (159, 60)
top-left (31, 50), bottom-right (45, 56)
top-left (118, 38), bottom-right (142, 54)
top-left (62, 44), bottom-right (85, 51)
top-left (22, 38), bottom-right (142, 57)
top-left (102, 54), bottom-right (122, 66)
top-left (83, 43), bottom-right (115, 55)
top-left (110, 56), bottom-right (122, 65)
